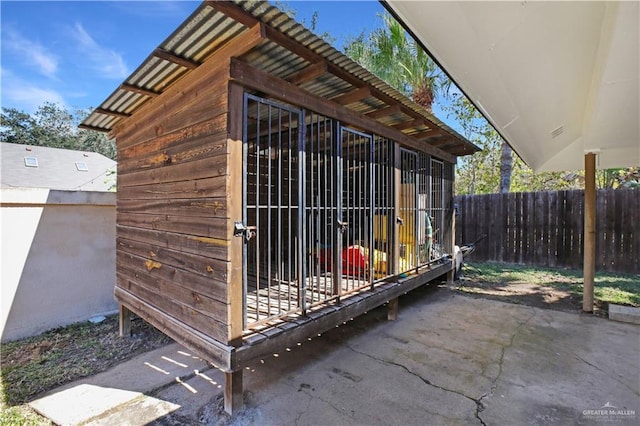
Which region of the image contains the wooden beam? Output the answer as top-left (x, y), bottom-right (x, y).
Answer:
top-left (260, 22), bottom-right (462, 150)
top-left (207, 22), bottom-right (266, 64)
top-left (392, 118), bottom-right (425, 132)
top-left (96, 108), bottom-right (131, 119)
top-left (115, 287), bottom-right (233, 370)
top-left (153, 48), bottom-right (199, 69)
top-left (232, 262), bottom-right (452, 369)
top-left (264, 24), bottom-right (379, 95)
top-left (416, 128), bottom-right (447, 140)
top-left (366, 104), bottom-right (401, 120)
top-left (205, 0), bottom-right (260, 28)
top-left (433, 141), bottom-right (461, 151)
top-left (119, 304), bottom-right (132, 337)
top-left (287, 62), bottom-right (327, 85)
top-left (78, 124), bottom-right (109, 133)
top-left (229, 59), bottom-right (456, 163)
top-left (332, 86), bottom-right (371, 105)
top-left (387, 297), bottom-right (399, 321)
top-left (120, 83), bottom-right (160, 98)
top-left (227, 82), bottom-right (245, 346)
top-left (224, 370), bottom-right (243, 414)
top-left (427, 138), bottom-right (449, 146)
top-left (583, 152), bottom-right (596, 313)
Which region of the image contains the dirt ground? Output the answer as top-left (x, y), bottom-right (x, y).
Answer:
top-left (1, 315), bottom-right (172, 406)
top-left (450, 268), bottom-right (609, 317)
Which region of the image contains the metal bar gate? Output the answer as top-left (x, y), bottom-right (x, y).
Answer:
top-left (241, 94), bottom-right (412, 327)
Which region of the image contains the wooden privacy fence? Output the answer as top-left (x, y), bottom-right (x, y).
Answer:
top-left (455, 188), bottom-right (639, 274)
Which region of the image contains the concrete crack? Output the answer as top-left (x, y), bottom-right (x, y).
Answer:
top-left (294, 392), bottom-right (313, 426)
top-left (345, 343), bottom-right (487, 425)
top-left (298, 389), bottom-right (346, 418)
top-left (572, 353), bottom-right (640, 397)
top-left (476, 308), bottom-right (538, 422)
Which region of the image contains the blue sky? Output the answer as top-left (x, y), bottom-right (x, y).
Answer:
top-left (1, 0), bottom-right (463, 133)
top-left (1, 1), bottom-right (387, 115)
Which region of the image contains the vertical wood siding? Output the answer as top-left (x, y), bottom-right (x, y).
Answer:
top-left (455, 189), bottom-right (639, 274)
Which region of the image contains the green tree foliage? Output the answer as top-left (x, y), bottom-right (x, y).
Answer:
top-left (344, 13), bottom-right (449, 110)
top-left (0, 102), bottom-right (116, 160)
top-left (443, 92), bottom-right (639, 193)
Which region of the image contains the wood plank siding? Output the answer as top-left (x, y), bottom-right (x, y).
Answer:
top-left (113, 55), bottom-right (237, 362)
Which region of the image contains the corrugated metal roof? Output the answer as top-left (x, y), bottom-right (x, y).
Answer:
top-left (81, 0), bottom-right (479, 157)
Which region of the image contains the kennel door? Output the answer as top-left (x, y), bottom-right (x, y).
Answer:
top-left (340, 126), bottom-right (374, 291)
top-left (242, 95), bottom-right (305, 326)
top-left (399, 149), bottom-right (418, 273)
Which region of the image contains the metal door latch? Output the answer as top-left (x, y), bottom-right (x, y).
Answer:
top-left (336, 219), bottom-right (349, 233)
top-left (396, 216), bottom-right (405, 225)
top-left (234, 221), bottom-right (257, 243)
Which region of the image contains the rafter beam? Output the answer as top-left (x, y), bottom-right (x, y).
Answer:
top-left (287, 62), bottom-right (327, 85)
top-left (205, 1), bottom-right (260, 28)
top-left (392, 119), bottom-right (425, 131)
top-left (434, 141), bottom-right (460, 151)
top-left (415, 128), bottom-right (448, 140)
top-left (153, 48), bottom-right (199, 69)
top-left (366, 104), bottom-right (401, 120)
top-left (120, 83), bottom-right (160, 98)
top-left (332, 87), bottom-right (371, 105)
top-left (230, 59), bottom-right (456, 163)
top-left (261, 19), bottom-right (454, 137)
top-left (96, 108), bottom-right (131, 119)
top-left (78, 124), bottom-right (109, 133)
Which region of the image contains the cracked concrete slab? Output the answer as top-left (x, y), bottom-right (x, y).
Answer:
top-left (31, 287), bottom-right (639, 425)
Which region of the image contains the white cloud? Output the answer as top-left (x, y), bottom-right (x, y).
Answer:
top-left (1, 69), bottom-right (66, 113)
top-left (4, 30), bottom-right (59, 77)
top-left (70, 23), bottom-right (129, 79)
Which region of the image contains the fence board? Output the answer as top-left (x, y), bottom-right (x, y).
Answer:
top-left (455, 188), bottom-right (638, 274)
top-left (547, 191), bottom-right (557, 267)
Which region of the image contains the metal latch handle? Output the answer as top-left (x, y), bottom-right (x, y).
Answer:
top-left (336, 219), bottom-right (349, 233)
top-left (396, 216), bottom-right (405, 225)
top-left (234, 221), bottom-right (257, 243)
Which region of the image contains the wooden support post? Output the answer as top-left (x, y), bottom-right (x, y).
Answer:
top-left (583, 152), bottom-right (596, 313)
top-left (446, 268), bottom-right (455, 285)
top-left (119, 304), bottom-right (132, 337)
top-left (387, 297), bottom-right (399, 321)
top-left (227, 82), bottom-right (245, 345)
top-left (224, 370), bottom-right (243, 415)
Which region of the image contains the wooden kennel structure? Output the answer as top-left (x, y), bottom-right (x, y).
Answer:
top-left (81, 0), bottom-right (479, 414)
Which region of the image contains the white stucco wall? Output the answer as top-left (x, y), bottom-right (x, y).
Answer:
top-left (1, 188), bottom-right (117, 342)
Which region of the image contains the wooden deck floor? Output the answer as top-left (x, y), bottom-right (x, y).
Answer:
top-left (235, 260), bottom-right (452, 368)
top-left (246, 274), bottom-right (371, 325)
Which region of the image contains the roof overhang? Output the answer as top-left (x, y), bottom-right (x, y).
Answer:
top-left (81, 1), bottom-right (480, 159)
top-left (384, 1), bottom-right (639, 172)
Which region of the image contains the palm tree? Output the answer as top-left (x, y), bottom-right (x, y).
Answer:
top-left (345, 13), bottom-right (448, 111)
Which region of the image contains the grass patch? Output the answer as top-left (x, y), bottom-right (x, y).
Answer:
top-left (0, 405), bottom-right (51, 425)
top-left (0, 314), bottom-right (171, 409)
top-left (462, 262), bottom-right (640, 307)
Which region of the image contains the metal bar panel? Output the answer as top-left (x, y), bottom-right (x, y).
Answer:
top-left (298, 109), bottom-right (307, 315)
top-left (242, 93), bottom-right (249, 328)
top-left (267, 104), bottom-right (273, 317)
top-left (332, 121), bottom-right (343, 299)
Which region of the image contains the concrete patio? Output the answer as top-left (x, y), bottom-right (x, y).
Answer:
top-left (30, 286), bottom-right (639, 425)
